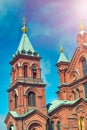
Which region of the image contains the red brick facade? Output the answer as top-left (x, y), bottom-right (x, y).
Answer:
top-left (5, 23), bottom-right (87, 130)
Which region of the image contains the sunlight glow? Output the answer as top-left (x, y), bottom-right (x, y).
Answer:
top-left (74, 0), bottom-right (87, 19)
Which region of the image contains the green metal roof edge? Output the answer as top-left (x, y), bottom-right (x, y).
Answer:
top-left (47, 99), bottom-right (80, 114)
top-left (9, 109), bottom-right (35, 118)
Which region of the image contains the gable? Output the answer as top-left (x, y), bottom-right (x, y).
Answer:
top-left (48, 98), bottom-right (87, 116)
top-left (65, 47), bottom-right (87, 84)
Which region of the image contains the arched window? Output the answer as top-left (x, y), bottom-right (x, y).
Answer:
top-left (72, 91), bottom-right (76, 100)
top-left (14, 94), bottom-right (17, 108)
top-left (23, 65), bottom-right (28, 77)
top-left (57, 122), bottom-right (61, 130)
top-left (32, 66), bottom-right (37, 79)
top-left (28, 92), bottom-right (36, 106)
top-left (76, 89), bottom-right (80, 98)
top-left (9, 124), bottom-right (15, 130)
top-left (82, 58), bottom-right (87, 76)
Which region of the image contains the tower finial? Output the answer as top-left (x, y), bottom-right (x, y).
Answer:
top-left (60, 40), bottom-right (64, 53)
top-left (21, 17), bottom-right (27, 33)
top-left (79, 17), bottom-right (85, 31)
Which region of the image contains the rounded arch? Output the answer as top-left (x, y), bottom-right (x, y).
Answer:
top-left (21, 62), bottom-right (30, 78)
top-left (51, 113), bottom-right (63, 121)
top-left (14, 89), bottom-right (18, 96)
top-left (70, 71), bottom-right (79, 81)
top-left (31, 64), bottom-right (37, 79)
top-left (8, 122), bottom-right (15, 130)
top-left (74, 104), bottom-right (85, 114)
top-left (21, 62), bottom-right (30, 66)
top-left (76, 88), bottom-right (80, 98)
top-left (72, 90), bottom-right (76, 100)
top-left (24, 87), bottom-right (38, 96)
top-left (30, 63), bottom-right (39, 68)
top-left (28, 91), bottom-right (36, 106)
top-left (27, 120), bottom-right (43, 130)
top-left (15, 63), bottom-right (20, 68)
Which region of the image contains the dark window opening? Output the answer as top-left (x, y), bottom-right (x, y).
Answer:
top-left (57, 122), bottom-right (61, 130)
top-left (77, 89), bottom-right (80, 98)
top-left (82, 59), bottom-right (87, 76)
top-left (28, 92), bottom-right (36, 106)
top-left (23, 65), bottom-right (28, 78)
top-left (32, 66), bottom-right (37, 79)
top-left (84, 83), bottom-right (87, 98)
top-left (27, 50), bottom-right (32, 55)
top-left (14, 94), bottom-right (17, 108)
top-left (9, 124), bottom-right (14, 130)
top-left (72, 91), bottom-right (76, 100)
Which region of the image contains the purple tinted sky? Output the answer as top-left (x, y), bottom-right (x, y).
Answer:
top-left (0, 0), bottom-right (87, 129)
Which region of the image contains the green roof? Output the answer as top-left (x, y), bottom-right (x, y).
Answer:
top-left (58, 52), bottom-right (69, 63)
top-left (9, 109), bottom-right (35, 118)
top-left (12, 33), bottom-right (39, 58)
top-left (17, 33), bottom-right (34, 53)
top-left (47, 99), bottom-right (79, 113)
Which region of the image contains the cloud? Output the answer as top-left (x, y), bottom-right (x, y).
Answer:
top-left (0, 115), bottom-right (6, 130)
top-left (41, 59), bottom-right (51, 86)
top-left (0, 0), bottom-right (22, 17)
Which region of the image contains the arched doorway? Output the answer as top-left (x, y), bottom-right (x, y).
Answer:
top-left (28, 123), bottom-right (42, 130)
top-left (9, 124), bottom-right (15, 130)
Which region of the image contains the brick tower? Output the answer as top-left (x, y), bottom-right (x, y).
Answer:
top-left (5, 21), bottom-right (47, 130)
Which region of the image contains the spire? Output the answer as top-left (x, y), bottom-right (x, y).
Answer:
top-left (12, 19), bottom-right (39, 59)
top-left (60, 40), bottom-right (64, 53)
top-left (79, 18), bottom-right (86, 32)
top-left (79, 23), bottom-right (85, 31)
top-left (57, 41), bottom-right (69, 63)
top-left (21, 17), bottom-right (27, 33)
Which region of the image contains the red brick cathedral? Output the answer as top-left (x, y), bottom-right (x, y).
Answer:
top-left (5, 21), bottom-right (87, 130)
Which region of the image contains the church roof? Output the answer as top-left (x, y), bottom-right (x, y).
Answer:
top-left (47, 99), bottom-right (80, 114)
top-left (17, 33), bottom-right (35, 53)
top-left (7, 109), bottom-right (48, 120)
top-left (12, 21), bottom-right (39, 59)
top-left (57, 52), bottom-right (69, 63)
top-left (57, 43), bottom-right (69, 63)
top-left (9, 109), bottom-right (35, 118)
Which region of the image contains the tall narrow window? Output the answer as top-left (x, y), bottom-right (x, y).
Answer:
top-left (51, 122), bottom-right (54, 130)
top-left (77, 89), bottom-right (80, 98)
top-left (57, 122), bottom-right (61, 130)
top-left (23, 65), bottom-right (27, 77)
top-left (82, 59), bottom-right (87, 76)
top-left (14, 94), bottom-right (17, 108)
top-left (28, 92), bottom-right (36, 106)
top-left (84, 83), bottom-right (87, 98)
top-left (32, 66), bottom-right (37, 79)
top-left (72, 91), bottom-right (76, 100)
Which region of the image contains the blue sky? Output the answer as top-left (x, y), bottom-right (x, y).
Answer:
top-left (0, 0), bottom-right (87, 129)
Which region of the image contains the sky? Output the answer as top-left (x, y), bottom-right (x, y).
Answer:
top-left (0, 0), bottom-right (87, 129)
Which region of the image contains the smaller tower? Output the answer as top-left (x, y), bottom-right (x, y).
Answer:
top-left (77, 22), bottom-right (87, 47)
top-left (56, 42), bottom-right (69, 84)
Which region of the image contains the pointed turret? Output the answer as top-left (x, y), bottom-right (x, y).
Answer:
top-left (57, 42), bottom-right (69, 63)
top-left (12, 20), bottom-right (39, 62)
top-left (56, 42), bottom-right (69, 84)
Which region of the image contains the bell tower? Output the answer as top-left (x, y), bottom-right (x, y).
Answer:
top-left (5, 20), bottom-right (47, 130)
